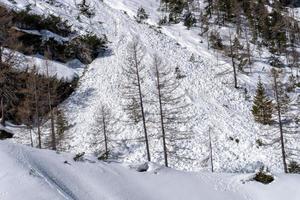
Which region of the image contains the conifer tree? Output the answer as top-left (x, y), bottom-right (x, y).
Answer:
top-left (252, 78), bottom-right (273, 125)
top-left (137, 7), bottom-right (148, 22)
top-left (122, 40), bottom-right (151, 162)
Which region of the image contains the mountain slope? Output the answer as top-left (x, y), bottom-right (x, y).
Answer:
top-left (60, 0), bottom-right (280, 171)
top-left (2, 0), bottom-right (289, 172)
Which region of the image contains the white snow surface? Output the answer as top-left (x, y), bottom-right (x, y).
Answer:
top-left (2, 48), bottom-right (83, 81)
top-left (1, 141), bottom-right (300, 200)
top-left (2, 0), bottom-right (298, 172)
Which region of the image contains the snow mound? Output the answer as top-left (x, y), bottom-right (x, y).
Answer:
top-left (1, 141), bottom-right (300, 200)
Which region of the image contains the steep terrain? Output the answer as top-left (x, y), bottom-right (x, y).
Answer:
top-left (60, 0), bottom-right (281, 171)
top-left (2, 0), bottom-right (298, 172)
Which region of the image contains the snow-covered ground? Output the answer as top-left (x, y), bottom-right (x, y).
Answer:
top-left (1, 141), bottom-right (299, 200)
top-left (2, 0), bottom-right (299, 172)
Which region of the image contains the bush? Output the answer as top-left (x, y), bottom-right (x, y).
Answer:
top-left (253, 167), bottom-right (274, 184)
top-left (13, 10), bottom-right (72, 36)
top-left (158, 16), bottom-right (168, 25)
top-left (136, 7), bottom-right (148, 22)
top-left (256, 139), bottom-right (263, 147)
top-left (73, 152), bottom-right (85, 161)
top-left (78, 0), bottom-right (95, 18)
top-left (209, 31), bottom-right (223, 50)
top-left (70, 34), bottom-right (107, 63)
top-left (97, 151), bottom-right (109, 160)
top-left (184, 12), bottom-right (196, 29)
top-left (288, 161), bottom-right (300, 173)
top-left (268, 55), bottom-right (284, 68)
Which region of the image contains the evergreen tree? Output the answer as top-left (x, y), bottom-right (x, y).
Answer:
top-left (137, 7), bottom-right (148, 22)
top-left (252, 78), bottom-right (273, 125)
top-left (184, 12), bottom-right (196, 29)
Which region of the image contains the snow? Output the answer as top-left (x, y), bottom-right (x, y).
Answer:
top-left (0, 124), bottom-right (14, 135)
top-left (59, 0), bottom-right (283, 172)
top-left (2, 0), bottom-right (299, 173)
top-left (1, 141), bottom-right (300, 200)
top-left (2, 48), bottom-right (84, 81)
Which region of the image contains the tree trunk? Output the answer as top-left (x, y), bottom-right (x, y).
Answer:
top-left (34, 74), bottom-right (41, 149)
top-left (229, 34), bottom-right (238, 88)
top-left (273, 74), bottom-right (288, 173)
top-left (134, 52), bottom-right (151, 162)
top-left (46, 64), bottom-right (56, 151)
top-left (102, 114), bottom-right (108, 159)
top-left (29, 128), bottom-right (33, 147)
top-left (0, 96), bottom-right (4, 125)
top-left (208, 127), bottom-right (214, 172)
top-left (155, 61), bottom-right (168, 167)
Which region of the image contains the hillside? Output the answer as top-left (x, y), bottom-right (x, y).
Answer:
top-left (0, 0), bottom-right (299, 173)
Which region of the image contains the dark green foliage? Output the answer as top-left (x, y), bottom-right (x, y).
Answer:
top-left (70, 34), bottom-right (107, 64)
top-left (175, 66), bottom-right (186, 79)
top-left (287, 75), bottom-right (297, 92)
top-left (97, 151), bottom-right (109, 160)
top-left (78, 0), bottom-right (95, 18)
top-left (73, 152), bottom-right (85, 161)
top-left (256, 139), bottom-right (263, 147)
top-left (288, 161), bottom-right (300, 173)
top-left (209, 31), bottom-right (223, 50)
top-left (137, 7), bottom-right (148, 22)
top-left (13, 10), bottom-right (72, 37)
top-left (6, 29), bottom-right (107, 64)
top-left (0, 6), bottom-right (108, 64)
top-left (184, 12), bottom-right (196, 29)
top-left (252, 78), bottom-right (273, 125)
top-left (162, 0), bottom-right (187, 23)
top-left (254, 169), bottom-right (274, 184)
top-left (0, 130), bottom-right (13, 140)
top-left (158, 16), bottom-right (168, 25)
top-left (268, 55), bottom-right (284, 68)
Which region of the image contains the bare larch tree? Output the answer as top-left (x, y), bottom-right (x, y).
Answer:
top-left (122, 40), bottom-right (151, 162)
top-left (152, 55), bottom-right (190, 167)
top-left (93, 105), bottom-right (112, 159)
top-left (271, 68), bottom-right (289, 173)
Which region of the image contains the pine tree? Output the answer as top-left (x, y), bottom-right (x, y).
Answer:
top-left (252, 78), bottom-right (273, 125)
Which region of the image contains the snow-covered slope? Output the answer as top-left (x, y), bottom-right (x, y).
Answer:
top-left (60, 0), bottom-right (280, 172)
top-left (1, 141), bottom-right (300, 200)
top-left (2, 0), bottom-right (294, 172)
